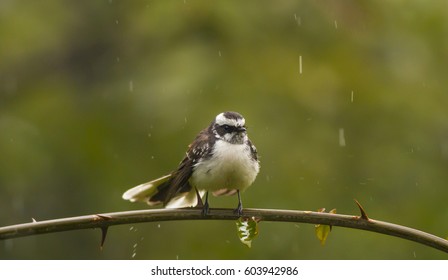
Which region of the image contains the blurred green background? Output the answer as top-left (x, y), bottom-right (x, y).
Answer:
top-left (1, 0), bottom-right (448, 259)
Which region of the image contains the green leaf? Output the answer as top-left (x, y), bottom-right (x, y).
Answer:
top-left (236, 217), bottom-right (259, 248)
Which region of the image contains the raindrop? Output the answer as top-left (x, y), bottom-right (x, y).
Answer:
top-left (299, 55), bottom-right (303, 74)
top-left (129, 80), bottom-right (134, 92)
top-left (129, 226), bottom-right (134, 231)
top-left (157, 224), bottom-right (161, 228)
top-left (339, 128), bottom-right (346, 147)
top-left (218, 50), bottom-right (222, 57)
top-left (334, 20), bottom-right (338, 29)
top-left (133, 243), bottom-right (138, 248)
top-left (294, 14), bottom-right (301, 26)
top-left (351, 91), bottom-right (354, 103)
top-left (132, 252), bottom-right (137, 258)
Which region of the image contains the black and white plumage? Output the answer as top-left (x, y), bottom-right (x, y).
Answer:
top-left (122, 111), bottom-right (260, 215)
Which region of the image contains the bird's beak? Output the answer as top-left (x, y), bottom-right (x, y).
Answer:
top-left (237, 126), bottom-right (247, 133)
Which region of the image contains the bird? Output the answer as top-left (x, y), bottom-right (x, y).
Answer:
top-left (122, 111), bottom-right (260, 216)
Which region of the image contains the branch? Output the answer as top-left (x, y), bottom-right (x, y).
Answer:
top-left (1, 207), bottom-right (447, 253)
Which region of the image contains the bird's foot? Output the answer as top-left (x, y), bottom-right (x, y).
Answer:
top-left (201, 200), bottom-right (210, 216)
top-left (233, 190), bottom-right (243, 216)
top-left (233, 203), bottom-right (243, 217)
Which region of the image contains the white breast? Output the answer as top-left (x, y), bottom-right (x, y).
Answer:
top-left (190, 140), bottom-right (259, 193)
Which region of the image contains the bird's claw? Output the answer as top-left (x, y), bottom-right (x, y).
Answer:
top-left (201, 200), bottom-right (210, 216)
top-left (233, 203), bottom-right (243, 217)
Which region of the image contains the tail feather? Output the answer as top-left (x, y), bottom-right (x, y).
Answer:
top-left (165, 189), bottom-right (206, 208)
top-left (122, 174), bottom-right (201, 208)
top-left (122, 174), bottom-right (172, 204)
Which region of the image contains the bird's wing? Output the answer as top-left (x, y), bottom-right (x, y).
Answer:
top-left (247, 138), bottom-right (259, 161)
top-left (186, 126), bottom-right (215, 163)
top-left (156, 157), bottom-right (194, 206)
top-left (122, 174), bottom-right (172, 203)
top-left (122, 127), bottom-right (215, 207)
top-left (160, 127), bottom-right (214, 205)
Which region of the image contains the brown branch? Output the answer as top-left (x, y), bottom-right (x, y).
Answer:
top-left (0, 207), bottom-right (447, 253)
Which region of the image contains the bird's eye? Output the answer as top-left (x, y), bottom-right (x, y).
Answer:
top-left (223, 125), bottom-right (231, 131)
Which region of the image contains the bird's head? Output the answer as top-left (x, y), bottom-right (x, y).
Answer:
top-left (212, 111), bottom-right (247, 144)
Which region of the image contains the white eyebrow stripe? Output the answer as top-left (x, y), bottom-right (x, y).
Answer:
top-left (215, 113), bottom-right (245, 127)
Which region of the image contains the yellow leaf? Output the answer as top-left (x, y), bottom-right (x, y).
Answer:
top-left (315, 224), bottom-right (331, 246)
top-left (314, 208), bottom-right (336, 245)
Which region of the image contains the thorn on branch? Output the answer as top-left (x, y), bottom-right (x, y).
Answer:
top-left (94, 214), bottom-right (113, 251)
top-left (99, 226), bottom-right (109, 250)
top-left (354, 199), bottom-right (369, 220)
